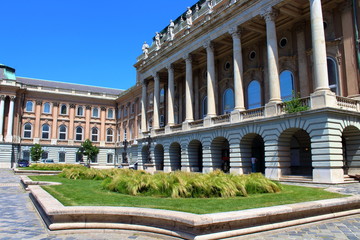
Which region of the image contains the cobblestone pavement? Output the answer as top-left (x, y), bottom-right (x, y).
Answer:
top-left (1, 168), bottom-right (359, 240)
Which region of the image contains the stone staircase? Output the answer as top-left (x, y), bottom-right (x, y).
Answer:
top-left (279, 175), bottom-right (313, 183)
top-left (344, 175), bottom-right (360, 183)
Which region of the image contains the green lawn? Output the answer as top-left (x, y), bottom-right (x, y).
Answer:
top-left (29, 175), bottom-right (346, 214)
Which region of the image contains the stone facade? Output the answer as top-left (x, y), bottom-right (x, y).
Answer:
top-left (1, 0), bottom-right (360, 183)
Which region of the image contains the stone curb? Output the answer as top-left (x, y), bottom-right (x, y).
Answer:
top-left (24, 178), bottom-right (360, 240)
top-left (14, 168), bottom-right (61, 175)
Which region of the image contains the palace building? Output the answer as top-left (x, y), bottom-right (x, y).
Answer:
top-left (1, 0), bottom-right (360, 183)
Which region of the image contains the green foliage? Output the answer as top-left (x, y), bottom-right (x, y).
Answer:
top-left (30, 144), bottom-right (44, 163)
top-left (284, 93), bottom-right (309, 113)
top-left (60, 168), bottom-right (282, 198)
top-left (28, 163), bottom-right (86, 171)
top-left (77, 139), bottom-right (99, 166)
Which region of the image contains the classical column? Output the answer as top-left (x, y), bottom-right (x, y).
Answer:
top-left (262, 8), bottom-right (281, 103)
top-left (0, 95), bottom-right (6, 141)
top-left (153, 74), bottom-right (160, 129)
top-left (229, 27), bottom-right (245, 111)
top-left (100, 106), bottom-right (106, 144)
top-left (69, 104), bottom-right (76, 141)
top-left (85, 105), bottom-right (91, 140)
top-left (204, 40), bottom-right (217, 117)
top-left (141, 82), bottom-right (148, 132)
top-left (166, 64), bottom-right (175, 126)
top-left (34, 100), bottom-right (42, 139)
top-left (184, 54), bottom-right (194, 122)
top-left (51, 102), bottom-right (59, 143)
top-left (310, 0), bottom-right (330, 92)
top-left (5, 96), bottom-right (15, 142)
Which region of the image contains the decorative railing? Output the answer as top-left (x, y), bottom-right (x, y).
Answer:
top-left (170, 124), bottom-right (183, 132)
top-left (336, 96), bottom-right (360, 111)
top-left (155, 128), bottom-right (165, 135)
top-left (212, 114), bottom-right (231, 124)
top-left (277, 97), bottom-right (311, 114)
top-left (189, 119), bottom-right (204, 129)
top-left (241, 107), bottom-right (265, 120)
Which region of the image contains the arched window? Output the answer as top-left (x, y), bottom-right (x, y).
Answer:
top-left (92, 107), bottom-right (99, 118)
top-left (223, 88), bottom-right (235, 114)
top-left (23, 123), bottom-right (32, 138)
top-left (247, 80), bottom-right (261, 109)
top-left (58, 125), bottom-right (67, 140)
top-left (77, 106), bottom-right (84, 116)
top-left (327, 57), bottom-right (339, 94)
top-left (91, 127), bottom-right (99, 142)
top-left (42, 124), bottom-right (50, 139)
top-left (202, 96), bottom-right (208, 118)
top-left (60, 104), bottom-right (67, 115)
top-left (106, 128), bottom-right (113, 142)
top-left (25, 101), bottom-right (33, 112)
top-left (107, 109), bottom-right (114, 119)
top-left (43, 102), bottom-right (51, 114)
top-left (75, 126), bottom-right (83, 141)
top-left (280, 70), bottom-right (295, 101)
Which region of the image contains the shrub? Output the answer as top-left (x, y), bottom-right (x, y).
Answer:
top-left (284, 93), bottom-right (309, 113)
top-left (60, 168), bottom-right (282, 198)
top-left (28, 163), bottom-right (86, 171)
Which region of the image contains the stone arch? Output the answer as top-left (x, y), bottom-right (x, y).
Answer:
top-left (169, 142), bottom-right (181, 171)
top-left (211, 137), bottom-right (230, 172)
top-left (154, 144), bottom-right (164, 171)
top-left (342, 126), bottom-right (360, 175)
top-left (141, 145), bottom-right (150, 165)
top-left (188, 139), bottom-right (203, 172)
top-left (278, 128), bottom-right (312, 176)
top-left (240, 133), bottom-right (265, 174)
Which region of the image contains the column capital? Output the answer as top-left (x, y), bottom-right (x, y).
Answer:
top-left (70, 104), bottom-right (76, 108)
top-left (86, 105), bottom-right (91, 110)
top-left (294, 21), bottom-right (306, 32)
top-left (203, 39), bottom-right (214, 51)
top-left (228, 27), bottom-right (241, 39)
top-left (101, 106), bottom-right (106, 111)
top-left (9, 96), bottom-right (16, 101)
top-left (0, 95), bottom-right (6, 101)
top-left (166, 63), bottom-right (174, 72)
top-left (36, 100), bottom-right (42, 105)
top-left (53, 102), bottom-right (59, 107)
top-left (183, 53), bottom-right (192, 63)
top-left (152, 72), bottom-right (160, 81)
top-left (261, 7), bottom-right (278, 22)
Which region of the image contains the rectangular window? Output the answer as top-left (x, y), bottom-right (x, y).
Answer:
top-left (91, 155), bottom-right (97, 163)
top-left (76, 153), bottom-right (83, 162)
top-left (107, 154), bottom-right (113, 164)
top-left (41, 152), bottom-right (48, 160)
top-left (59, 152), bottom-right (65, 163)
top-left (23, 151), bottom-right (30, 161)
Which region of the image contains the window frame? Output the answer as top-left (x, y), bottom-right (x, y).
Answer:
top-left (75, 126), bottom-right (83, 141)
top-left (25, 101), bottom-right (34, 112)
top-left (77, 106), bottom-right (84, 117)
top-left (107, 108), bottom-right (114, 119)
top-left (23, 123), bottom-right (32, 139)
top-left (58, 152), bottom-right (66, 163)
top-left (91, 127), bottom-right (99, 142)
top-left (106, 128), bottom-right (114, 142)
top-left (58, 125), bottom-right (67, 140)
top-left (43, 102), bottom-right (51, 114)
top-left (222, 88), bottom-right (235, 114)
top-left (41, 124), bottom-right (50, 140)
top-left (92, 107), bottom-right (99, 118)
top-left (60, 104), bottom-right (68, 115)
top-left (247, 80), bottom-right (262, 110)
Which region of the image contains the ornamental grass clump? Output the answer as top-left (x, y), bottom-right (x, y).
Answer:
top-left (28, 163), bottom-right (86, 171)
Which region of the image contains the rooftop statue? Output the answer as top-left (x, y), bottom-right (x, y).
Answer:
top-left (168, 20), bottom-right (175, 41)
top-left (142, 41), bottom-right (149, 59)
top-left (207, 0), bottom-right (213, 14)
top-left (155, 32), bottom-right (162, 51)
top-left (186, 7), bottom-right (193, 28)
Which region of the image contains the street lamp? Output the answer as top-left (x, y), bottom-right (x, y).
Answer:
top-left (122, 139), bottom-right (128, 163)
top-left (147, 135), bottom-right (152, 163)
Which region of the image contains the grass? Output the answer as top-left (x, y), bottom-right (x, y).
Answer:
top-left (29, 175), bottom-right (346, 214)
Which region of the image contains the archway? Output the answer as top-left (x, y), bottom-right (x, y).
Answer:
top-left (240, 134), bottom-right (265, 174)
top-left (141, 145), bottom-right (150, 165)
top-left (211, 137), bottom-right (230, 173)
top-left (154, 144), bottom-right (164, 171)
top-left (278, 129), bottom-right (312, 176)
top-left (188, 140), bottom-right (203, 172)
top-left (342, 126), bottom-right (360, 175)
top-left (169, 142), bottom-right (181, 171)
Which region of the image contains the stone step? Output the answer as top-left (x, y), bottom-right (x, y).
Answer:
top-left (279, 175), bottom-right (313, 183)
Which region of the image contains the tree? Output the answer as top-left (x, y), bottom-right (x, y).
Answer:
top-left (30, 144), bottom-right (44, 163)
top-left (77, 139), bottom-right (99, 167)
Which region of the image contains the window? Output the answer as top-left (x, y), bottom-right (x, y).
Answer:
top-left (202, 96), bottom-right (208, 118)
top-left (107, 154), bottom-right (113, 164)
top-left (91, 155), bottom-right (98, 163)
top-left (92, 107), bottom-right (99, 118)
top-left (131, 104), bottom-right (135, 114)
top-left (149, 93), bottom-right (154, 106)
top-left (43, 102), bottom-right (51, 114)
top-left (59, 152), bottom-right (66, 163)
top-left (60, 104), bottom-right (67, 115)
top-left (160, 115), bottom-right (165, 127)
top-left (23, 123), bottom-right (32, 139)
top-left (223, 88), bottom-right (235, 114)
top-left (106, 128), bottom-right (113, 142)
top-left (25, 101), bottom-right (33, 112)
top-left (58, 125), bottom-right (67, 140)
top-left (124, 107), bottom-right (128, 117)
top-left (42, 124), bottom-right (50, 139)
top-left (41, 152), bottom-right (48, 160)
top-left (124, 128), bottom-right (127, 140)
top-left (75, 127), bottom-right (83, 141)
top-left (327, 57), bottom-right (339, 95)
top-left (107, 109), bottom-right (114, 119)
top-left (247, 80), bottom-right (261, 109)
top-left (76, 152), bottom-right (83, 162)
top-left (23, 151), bottom-right (30, 161)
top-left (77, 106), bottom-right (84, 116)
top-left (117, 129), bottom-right (121, 142)
top-left (118, 108), bottom-right (122, 119)
top-left (91, 127), bottom-right (99, 142)
top-left (160, 88), bottom-right (165, 103)
top-left (280, 70), bottom-right (295, 101)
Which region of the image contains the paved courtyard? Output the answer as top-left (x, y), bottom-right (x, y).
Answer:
top-left (0, 168), bottom-right (359, 240)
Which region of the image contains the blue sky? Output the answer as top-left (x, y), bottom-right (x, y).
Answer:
top-left (1, 0), bottom-right (197, 90)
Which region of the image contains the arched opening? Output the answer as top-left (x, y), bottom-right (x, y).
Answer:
top-left (280, 70), bottom-right (294, 101)
top-left (169, 142), bottom-right (181, 171)
top-left (342, 126), bottom-right (360, 175)
top-left (188, 140), bottom-right (203, 172)
top-left (278, 129), bottom-right (312, 176)
top-left (247, 80), bottom-right (261, 109)
top-left (154, 144), bottom-right (164, 171)
top-left (240, 134), bottom-right (265, 174)
top-left (141, 145), bottom-right (150, 165)
top-left (211, 137), bottom-right (230, 173)
top-left (223, 88), bottom-right (234, 114)
top-left (327, 57), bottom-right (339, 95)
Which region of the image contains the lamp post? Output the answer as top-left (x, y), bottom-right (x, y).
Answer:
top-left (122, 139), bottom-right (128, 163)
top-left (147, 135), bottom-right (152, 163)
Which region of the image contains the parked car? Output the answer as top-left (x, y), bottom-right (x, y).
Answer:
top-left (129, 161), bottom-right (139, 170)
top-left (41, 159), bottom-right (55, 164)
top-left (17, 159), bottom-right (30, 167)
